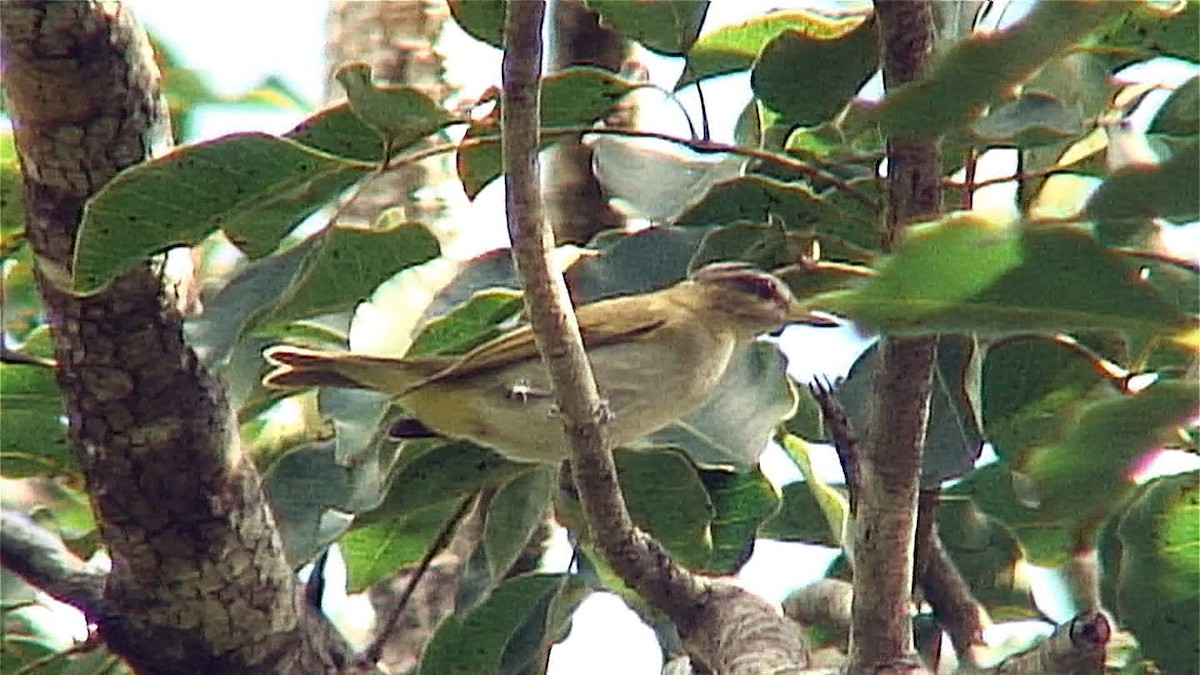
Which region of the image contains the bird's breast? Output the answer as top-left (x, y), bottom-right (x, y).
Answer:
top-left (400, 324), bottom-right (736, 463)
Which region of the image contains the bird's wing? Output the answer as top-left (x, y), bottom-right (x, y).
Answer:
top-left (404, 294), bottom-right (669, 392)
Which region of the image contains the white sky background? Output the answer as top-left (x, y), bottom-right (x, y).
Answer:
top-left (122, 2), bottom-right (1198, 673)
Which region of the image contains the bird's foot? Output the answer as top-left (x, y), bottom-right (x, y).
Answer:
top-left (506, 380), bottom-right (554, 402)
top-left (595, 398), bottom-right (614, 424)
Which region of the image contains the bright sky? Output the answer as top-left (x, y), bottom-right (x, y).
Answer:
top-left (115, 2), bottom-right (1199, 672)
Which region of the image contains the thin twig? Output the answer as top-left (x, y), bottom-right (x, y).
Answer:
top-left (1116, 246), bottom-right (1200, 274)
top-left (920, 529), bottom-right (989, 666)
top-left (500, 5), bottom-right (808, 673)
top-left (808, 379), bottom-right (860, 516)
top-left (12, 635), bottom-right (106, 675)
top-left (357, 494), bottom-right (476, 669)
top-left (961, 147), bottom-right (977, 210)
top-left (385, 126), bottom-right (880, 209)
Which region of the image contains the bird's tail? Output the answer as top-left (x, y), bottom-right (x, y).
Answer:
top-left (262, 346), bottom-right (421, 394)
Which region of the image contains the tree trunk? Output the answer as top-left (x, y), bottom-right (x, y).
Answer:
top-left (544, 0), bottom-right (628, 245)
top-left (0, 2), bottom-right (353, 671)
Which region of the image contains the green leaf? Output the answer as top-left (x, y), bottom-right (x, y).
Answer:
top-left (256, 223), bottom-right (441, 328)
top-left (456, 122), bottom-right (502, 201)
top-left (357, 442), bottom-right (532, 528)
top-left (778, 435), bottom-right (848, 547)
top-left (419, 573), bottom-right (568, 675)
top-left (74, 133), bottom-right (371, 293)
top-left (186, 223), bottom-right (436, 369)
top-left (615, 449), bottom-right (713, 570)
top-left (968, 91), bottom-right (1086, 147)
top-left (285, 103), bottom-right (396, 163)
top-left (1086, 140), bottom-right (1200, 225)
top-left (1148, 75), bottom-right (1199, 137)
top-left (955, 381), bottom-right (1196, 564)
top-left (1021, 379), bottom-right (1198, 523)
top-left (938, 497), bottom-right (1039, 620)
top-left (484, 468), bottom-right (553, 581)
top-left (0, 363), bottom-right (74, 478)
top-left (641, 342), bottom-right (796, 470)
top-left (0, 130), bottom-right (25, 250)
top-left (876, 1), bottom-right (1128, 138)
top-left (750, 16), bottom-right (877, 126)
top-left (185, 238), bottom-right (320, 368)
top-left (408, 289), bottom-right (524, 357)
top-left (590, 0), bottom-right (708, 56)
top-left (688, 221), bottom-right (804, 272)
top-left (262, 439), bottom-right (393, 564)
top-left (700, 466), bottom-right (781, 573)
top-left (1093, 0), bottom-right (1200, 68)
top-left (673, 175), bottom-right (875, 250)
top-left (818, 218), bottom-right (1191, 337)
top-left (1099, 471), bottom-right (1199, 675)
top-left (760, 480), bottom-right (842, 547)
top-left (317, 388), bottom-right (393, 466)
top-left (334, 62), bottom-right (455, 156)
top-left (1, 245), bottom-right (42, 340)
top-left (456, 67), bottom-right (643, 199)
top-left (26, 482), bottom-right (97, 544)
top-left (341, 500), bottom-right (461, 592)
top-left (947, 464), bottom-right (1073, 565)
top-left (678, 10), bottom-right (869, 90)
top-left (589, 136), bottom-right (744, 223)
top-left (448, 0), bottom-right (506, 49)
top-left (982, 336), bottom-right (1107, 465)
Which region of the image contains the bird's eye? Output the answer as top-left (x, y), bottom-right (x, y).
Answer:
top-left (729, 274), bottom-right (784, 303)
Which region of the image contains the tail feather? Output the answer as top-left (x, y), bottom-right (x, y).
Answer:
top-left (262, 346), bottom-right (420, 393)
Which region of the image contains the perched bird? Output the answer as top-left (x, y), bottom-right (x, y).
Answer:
top-left (263, 262), bottom-right (827, 463)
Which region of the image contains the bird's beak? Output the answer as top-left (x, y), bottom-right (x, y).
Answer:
top-left (786, 300), bottom-right (839, 327)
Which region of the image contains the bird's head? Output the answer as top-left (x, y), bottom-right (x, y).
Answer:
top-left (685, 262), bottom-right (832, 336)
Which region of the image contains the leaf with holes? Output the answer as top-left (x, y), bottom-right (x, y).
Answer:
top-left (74, 133), bottom-right (370, 293)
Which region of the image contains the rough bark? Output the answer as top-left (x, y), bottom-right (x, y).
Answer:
top-left (0, 3), bottom-right (353, 672)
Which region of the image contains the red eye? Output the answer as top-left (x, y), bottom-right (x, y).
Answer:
top-left (730, 275), bottom-right (783, 303)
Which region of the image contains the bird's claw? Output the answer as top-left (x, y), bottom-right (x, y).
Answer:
top-left (595, 399), bottom-right (614, 424)
top-left (506, 380), bottom-right (554, 402)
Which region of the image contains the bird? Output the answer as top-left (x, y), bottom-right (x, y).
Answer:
top-left (263, 262), bottom-right (828, 463)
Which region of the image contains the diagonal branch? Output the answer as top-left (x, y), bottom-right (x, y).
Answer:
top-left (0, 510), bottom-right (108, 620)
top-left (499, 3), bottom-right (808, 673)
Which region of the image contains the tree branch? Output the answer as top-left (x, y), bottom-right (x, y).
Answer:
top-left (1, 3), bottom-right (355, 671)
top-left (983, 612), bottom-right (1109, 674)
top-left (920, 532), bottom-right (989, 666)
top-left (847, 1), bottom-right (943, 671)
top-left (500, 4), bottom-right (807, 672)
top-left (0, 510), bottom-right (108, 620)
